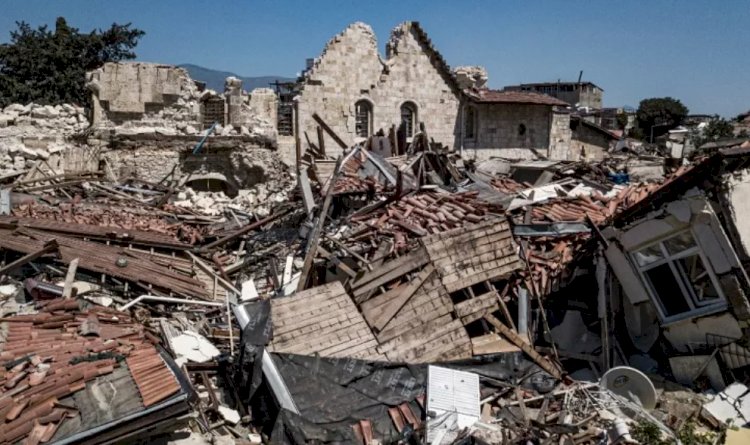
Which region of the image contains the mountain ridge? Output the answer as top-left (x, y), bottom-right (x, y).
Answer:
top-left (178, 63), bottom-right (295, 92)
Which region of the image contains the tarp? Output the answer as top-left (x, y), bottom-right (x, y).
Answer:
top-left (235, 300), bottom-right (558, 444)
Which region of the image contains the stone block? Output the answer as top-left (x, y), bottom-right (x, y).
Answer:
top-left (31, 105), bottom-right (60, 119)
top-left (3, 104), bottom-right (28, 115)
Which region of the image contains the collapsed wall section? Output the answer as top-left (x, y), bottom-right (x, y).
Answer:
top-left (87, 62), bottom-right (277, 140)
top-left (0, 103), bottom-right (91, 178)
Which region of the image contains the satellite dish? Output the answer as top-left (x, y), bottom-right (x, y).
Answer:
top-left (600, 366), bottom-right (657, 411)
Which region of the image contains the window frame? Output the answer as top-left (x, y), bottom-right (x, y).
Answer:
top-left (354, 99), bottom-right (373, 138)
top-left (464, 105), bottom-right (477, 141)
top-left (630, 229), bottom-right (727, 323)
top-left (400, 101), bottom-right (418, 138)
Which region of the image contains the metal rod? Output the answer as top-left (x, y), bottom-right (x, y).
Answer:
top-left (119, 295), bottom-right (224, 311)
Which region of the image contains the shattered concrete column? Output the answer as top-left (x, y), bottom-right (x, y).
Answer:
top-left (225, 76), bottom-right (243, 127)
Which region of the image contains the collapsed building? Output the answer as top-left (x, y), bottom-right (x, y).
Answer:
top-left (2, 19), bottom-right (750, 445)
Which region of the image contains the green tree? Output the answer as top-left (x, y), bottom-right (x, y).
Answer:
top-left (0, 17), bottom-right (144, 108)
top-left (636, 97), bottom-right (689, 142)
top-left (690, 115), bottom-right (735, 149)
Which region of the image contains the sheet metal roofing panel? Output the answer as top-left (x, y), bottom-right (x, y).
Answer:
top-left (426, 365), bottom-right (480, 443)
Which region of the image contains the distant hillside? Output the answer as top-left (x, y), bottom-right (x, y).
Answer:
top-left (178, 64), bottom-right (295, 92)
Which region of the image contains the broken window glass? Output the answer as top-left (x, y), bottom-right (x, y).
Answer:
top-left (355, 100), bottom-right (372, 137)
top-left (664, 231), bottom-right (697, 255)
top-left (644, 264), bottom-right (691, 317)
top-left (632, 230), bottom-right (726, 321)
top-left (676, 254), bottom-right (721, 304)
top-left (633, 244), bottom-right (663, 267)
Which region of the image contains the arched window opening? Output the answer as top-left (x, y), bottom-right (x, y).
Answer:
top-left (400, 101), bottom-right (418, 138)
top-left (464, 106), bottom-right (477, 140)
top-left (355, 100), bottom-right (372, 137)
top-left (518, 123), bottom-right (527, 136)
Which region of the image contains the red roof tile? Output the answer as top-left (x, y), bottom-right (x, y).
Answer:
top-left (0, 298), bottom-right (180, 443)
top-left (465, 88), bottom-right (569, 106)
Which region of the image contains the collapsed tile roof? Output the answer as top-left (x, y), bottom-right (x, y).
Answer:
top-left (0, 299), bottom-right (187, 444)
top-left (0, 227), bottom-right (210, 299)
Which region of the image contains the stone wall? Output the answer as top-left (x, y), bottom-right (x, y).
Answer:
top-left (87, 62), bottom-right (202, 127)
top-left (460, 105), bottom-right (572, 162)
top-left (549, 111), bottom-right (572, 160)
top-left (87, 62), bottom-right (276, 141)
top-left (474, 103), bottom-right (552, 149)
top-left (0, 103), bottom-right (91, 178)
top-left (96, 133), bottom-right (275, 182)
top-left (293, 22), bottom-right (461, 163)
top-left (570, 120), bottom-right (610, 161)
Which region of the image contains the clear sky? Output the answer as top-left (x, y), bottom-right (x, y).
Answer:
top-left (2, 0), bottom-right (748, 117)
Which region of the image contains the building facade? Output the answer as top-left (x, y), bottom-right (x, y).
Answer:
top-left (280, 22), bottom-right (462, 164)
top-left (504, 81), bottom-right (603, 110)
top-left (460, 89), bottom-right (572, 161)
top-left (281, 22), bottom-right (576, 164)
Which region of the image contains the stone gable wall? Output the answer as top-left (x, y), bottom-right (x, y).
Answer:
top-left (294, 22), bottom-right (460, 162)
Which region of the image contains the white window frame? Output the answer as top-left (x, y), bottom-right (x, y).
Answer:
top-left (630, 229), bottom-right (727, 324)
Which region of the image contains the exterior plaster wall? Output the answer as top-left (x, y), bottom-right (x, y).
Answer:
top-left (608, 190), bottom-right (750, 352)
top-left (723, 168), bottom-right (750, 260)
top-left (549, 111), bottom-right (572, 160)
top-left (569, 140), bottom-right (606, 162)
top-left (295, 22), bottom-right (460, 161)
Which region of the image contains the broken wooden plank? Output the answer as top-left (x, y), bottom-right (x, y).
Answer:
top-left (187, 251), bottom-right (240, 298)
top-left (350, 247), bottom-right (428, 294)
top-left (483, 313), bottom-right (563, 380)
top-left (317, 246), bottom-right (356, 278)
top-left (454, 290), bottom-right (499, 319)
top-left (312, 113), bottom-right (348, 149)
top-left (325, 235), bottom-right (370, 265)
top-left (0, 239), bottom-right (58, 275)
top-left (490, 281), bottom-right (517, 332)
top-left (297, 156), bottom-right (344, 291)
top-left (199, 207), bottom-right (292, 252)
top-left (298, 167), bottom-right (315, 216)
top-left (283, 255), bottom-right (294, 286)
top-left (516, 387), bottom-right (530, 427)
top-left (366, 264), bottom-right (435, 331)
top-left (316, 125), bottom-right (326, 156)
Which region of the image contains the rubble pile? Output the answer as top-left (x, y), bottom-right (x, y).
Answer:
top-left (2, 101), bottom-right (750, 444)
top-left (0, 102), bottom-right (89, 178)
